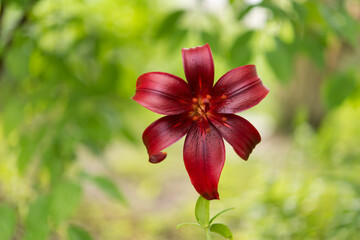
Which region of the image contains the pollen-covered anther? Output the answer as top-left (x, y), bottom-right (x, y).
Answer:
top-left (192, 98), bottom-right (198, 103)
top-left (220, 94), bottom-right (227, 100)
top-left (192, 115), bottom-right (200, 121)
top-left (206, 128), bottom-right (211, 133)
top-left (221, 117), bottom-right (227, 122)
top-left (206, 94), bottom-right (212, 99)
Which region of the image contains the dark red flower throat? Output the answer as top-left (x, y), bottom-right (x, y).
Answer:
top-left (133, 44), bottom-right (269, 200)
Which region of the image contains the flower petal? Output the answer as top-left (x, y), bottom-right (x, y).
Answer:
top-left (210, 113), bottom-right (261, 160)
top-left (182, 43), bottom-right (214, 96)
top-left (212, 65), bottom-right (269, 113)
top-left (183, 121), bottom-right (225, 200)
top-left (133, 72), bottom-right (193, 115)
top-left (143, 114), bottom-right (193, 163)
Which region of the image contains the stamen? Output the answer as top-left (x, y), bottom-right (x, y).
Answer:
top-left (206, 128), bottom-right (211, 133)
top-left (192, 98), bottom-right (198, 103)
top-left (221, 117), bottom-right (227, 122)
top-left (206, 94), bottom-right (212, 99)
top-left (220, 94), bottom-right (227, 100)
top-left (192, 116), bottom-right (200, 121)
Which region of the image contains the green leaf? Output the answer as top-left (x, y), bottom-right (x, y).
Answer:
top-left (260, 1), bottom-right (288, 19)
top-left (176, 222), bottom-right (200, 229)
top-left (0, 204), bottom-right (17, 240)
top-left (201, 31), bottom-right (219, 54)
top-left (210, 223), bottom-right (233, 239)
top-left (167, 28), bottom-right (188, 51)
top-left (4, 41), bottom-right (33, 80)
top-left (265, 38), bottom-right (293, 83)
top-left (209, 207), bottom-right (235, 224)
top-left (1, 99), bottom-right (23, 137)
top-left (195, 196), bottom-right (210, 227)
top-left (300, 37), bottom-right (325, 68)
top-left (90, 176), bottom-right (127, 205)
top-left (237, 5), bottom-right (256, 20)
top-left (68, 225), bottom-right (93, 240)
top-left (156, 10), bottom-right (185, 38)
top-left (49, 180), bottom-right (82, 225)
top-left (323, 70), bottom-right (357, 109)
top-left (229, 31), bottom-right (254, 67)
top-left (23, 195), bottom-right (51, 240)
top-left (291, 1), bottom-right (306, 21)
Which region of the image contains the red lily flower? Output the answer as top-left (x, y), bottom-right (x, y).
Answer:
top-left (133, 44), bottom-right (269, 200)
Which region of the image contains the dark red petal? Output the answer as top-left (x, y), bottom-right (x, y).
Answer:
top-left (143, 114), bottom-right (193, 164)
top-left (183, 122), bottom-right (225, 200)
top-left (182, 43), bottom-right (214, 96)
top-left (133, 72), bottom-right (193, 115)
top-left (210, 113), bottom-right (261, 160)
top-left (212, 65), bottom-right (269, 113)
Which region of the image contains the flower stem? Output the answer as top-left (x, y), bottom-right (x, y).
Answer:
top-left (205, 226), bottom-right (212, 240)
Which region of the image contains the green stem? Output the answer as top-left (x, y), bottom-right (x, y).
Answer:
top-left (204, 198), bottom-right (212, 240)
top-left (205, 227), bottom-right (212, 240)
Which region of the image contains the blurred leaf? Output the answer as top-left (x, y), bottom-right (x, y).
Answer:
top-left (303, 1), bottom-right (326, 26)
top-left (1, 99), bottom-right (23, 136)
top-left (195, 196), bottom-right (209, 227)
top-left (176, 222), bottom-right (200, 229)
top-left (210, 223), bottom-right (233, 239)
top-left (229, 31), bottom-right (253, 66)
top-left (201, 31), bottom-right (219, 54)
top-left (49, 180), bottom-right (82, 225)
top-left (340, 13), bottom-right (359, 47)
top-left (167, 28), bottom-right (188, 51)
top-left (23, 195), bottom-right (51, 240)
top-left (209, 207), bottom-right (235, 224)
top-left (4, 40), bottom-right (33, 80)
top-left (291, 1), bottom-right (307, 21)
top-left (18, 127), bottom-right (46, 173)
top-left (237, 4), bottom-right (256, 20)
top-left (260, 1), bottom-right (288, 19)
top-left (323, 70), bottom-right (357, 109)
top-left (18, 138), bottom-right (36, 173)
top-left (319, 5), bottom-right (359, 47)
top-left (0, 204), bottom-right (16, 240)
top-left (68, 225), bottom-right (93, 240)
top-left (300, 37), bottom-right (325, 68)
top-left (120, 126), bottom-right (138, 144)
top-left (89, 176), bottom-right (127, 205)
top-left (265, 38), bottom-right (293, 83)
top-left (156, 10), bottom-right (185, 38)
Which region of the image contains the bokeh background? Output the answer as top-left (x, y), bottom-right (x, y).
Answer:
top-left (0, 0), bottom-right (360, 239)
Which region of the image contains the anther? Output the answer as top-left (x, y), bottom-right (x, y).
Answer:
top-left (220, 94), bottom-right (227, 100)
top-left (221, 117), bottom-right (227, 122)
top-left (206, 94), bottom-right (212, 99)
top-left (192, 98), bottom-right (198, 103)
top-left (206, 128), bottom-right (211, 133)
top-left (192, 116), bottom-right (200, 121)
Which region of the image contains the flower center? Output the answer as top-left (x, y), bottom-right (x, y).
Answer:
top-left (189, 94), bottom-right (212, 121)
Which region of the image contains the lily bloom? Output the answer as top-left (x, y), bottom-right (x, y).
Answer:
top-left (133, 44), bottom-right (269, 200)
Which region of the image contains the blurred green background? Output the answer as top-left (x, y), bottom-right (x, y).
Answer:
top-left (0, 0), bottom-right (360, 239)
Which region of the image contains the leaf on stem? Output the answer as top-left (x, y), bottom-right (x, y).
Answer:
top-left (195, 196), bottom-right (210, 227)
top-left (176, 222), bottom-right (200, 229)
top-left (210, 223), bottom-right (233, 239)
top-left (209, 207), bottom-right (235, 224)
